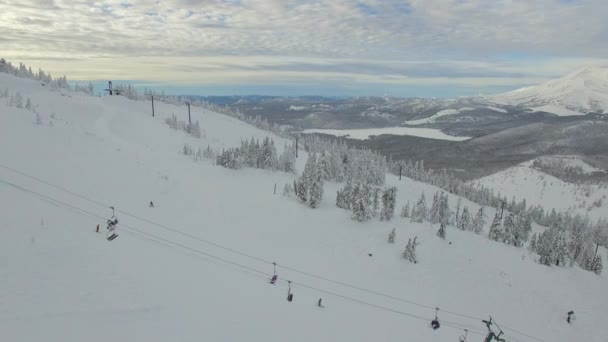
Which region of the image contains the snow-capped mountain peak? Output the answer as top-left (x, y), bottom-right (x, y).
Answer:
top-left (488, 64), bottom-right (608, 116)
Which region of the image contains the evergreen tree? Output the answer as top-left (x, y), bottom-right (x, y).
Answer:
top-left (553, 232), bottom-right (569, 267)
top-left (411, 192), bottom-right (427, 223)
top-left (429, 192), bottom-right (440, 224)
top-left (528, 233), bottom-right (538, 252)
top-left (587, 255), bottom-right (603, 275)
top-left (14, 91), bottom-right (23, 108)
top-left (402, 237), bottom-right (418, 264)
top-left (352, 183), bottom-right (372, 221)
top-left (278, 143), bottom-right (296, 173)
top-left (388, 228), bottom-right (396, 244)
top-left (401, 202), bottom-right (410, 218)
top-left (380, 187), bottom-right (397, 221)
top-left (488, 213), bottom-right (504, 242)
top-left (296, 180), bottom-right (307, 202)
top-left (372, 187), bottom-right (380, 217)
top-left (298, 153), bottom-right (324, 208)
top-left (336, 182), bottom-right (353, 210)
top-left (438, 192), bottom-right (450, 226)
top-left (537, 228), bottom-right (555, 266)
top-left (472, 208), bottom-right (485, 234)
top-left (459, 206), bottom-right (471, 231)
top-left (503, 212), bottom-right (517, 245)
top-left (514, 214), bottom-right (532, 247)
top-left (454, 198), bottom-right (462, 227)
top-left (308, 174), bottom-right (324, 208)
top-left (436, 222), bottom-right (446, 240)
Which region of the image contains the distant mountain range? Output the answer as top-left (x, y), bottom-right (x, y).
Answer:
top-left (187, 65), bottom-right (608, 178)
top-left (190, 65), bottom-right (608, 129)
top-left (487, 65), bottom-right (608, 116)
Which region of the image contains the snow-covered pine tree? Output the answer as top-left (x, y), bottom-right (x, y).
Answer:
top-left (488, 213), bottom-right (503, 241)
top-left (388, 228), bottom-right (396, 244)
top-left (401, 202), bottom-right (410, 218)
top-left (402, 237), bottom-right (418, 263)
top-left (459, 206), bottom-right (471, 231)
top-left (438, 192), bottom-right (450, 226)
top-left (411, 192), bottom-right (427, 223)
top-left (308, 163), bottom-right (324, 208)
top-left (454, 198), bottom-right (461, 227)
top-left (502, 212), bottom-right (517, 245)
top-left (517, 214), bottom-right (533, 247)
top-left (278, 143), bottom-right (296, 173)
top-left (372, 187), bottom-right (380, 217)
top-left (528, 232), bottom-right (538, 252)
top-left (14, 91), bottom-right (23, 108)
top-left (380, 187), bottom-right (397, 221)
top-left (587, 254), bottom-right (603, 275)
top-left (436, 222), bottom-right (446, 240)
top-left (429, 192), bottom-right (440, 224)
top-left (537, 228), bottom-right (554, 266)
top-left (472, 207), bottom-right (485, 234)
top-left (25, 98), bottom-right (31, 110)
top-left (336, 182), bottom-right (353, 210)
top-left (553, 231), bottom-right (569, 267)
top-left (351, 183), bottom-right (372, 221)
top-left (296, 180), bottom-right (307, 202)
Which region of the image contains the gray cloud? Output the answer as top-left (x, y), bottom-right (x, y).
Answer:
top-left (2, 0), bottom-right (607, 91)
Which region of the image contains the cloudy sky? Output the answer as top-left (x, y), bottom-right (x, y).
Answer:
top-left (2, 0), bottom-right (607, 97)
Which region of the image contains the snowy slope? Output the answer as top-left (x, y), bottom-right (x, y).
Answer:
top-left (521, 155), bottom-right (606, 175)
top-left (470, 161), bottom-right (608, 219)
top-left (1, 73), bottom-right (607, 342)
top-left (488, 65), bottom-right (608, 116)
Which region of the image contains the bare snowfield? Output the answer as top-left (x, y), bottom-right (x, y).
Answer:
top-left (302, 126), bottom-right (470, 141)
top-left (1, 73), bottom-right (606, 342)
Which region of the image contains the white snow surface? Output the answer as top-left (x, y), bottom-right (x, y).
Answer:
top-left (521, 155), bottom-right (606, 175)
top-left (485, 106), bottom-right (508, 113)
top-left (470, 162), bottom-right (608, 219)
top-left (403, 106), bottom-right (507, 126)
top-left (1, 73), bottom-right (607, 342)
top-left (404, 109), bottom-right (460, 125)
top-left (488, 65), bottom-right (608, 116)
top-left (302, 126), bottom-right (470, 141)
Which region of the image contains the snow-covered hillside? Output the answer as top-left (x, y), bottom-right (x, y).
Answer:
top-left (1, 73), bottom-right (607, 342)
top-left (488, 65), bottom-right (608, 116)
top-left (470, 159), bottom-right (608, 219)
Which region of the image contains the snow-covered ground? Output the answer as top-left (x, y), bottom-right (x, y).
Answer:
top-left (470, 161), bottom-right (608, 219)
top-left (521, 155), bottom-right (606, 175)
top-left (404, 109), bottom-right (460, 125)
top-left (404, 106), bottom-right (508, 126)
top-left (1, 73), bottom-right (607, 342)
top-left (302, 127), bottom-right (470, 141)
